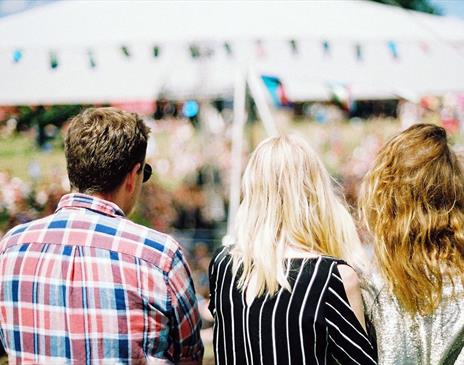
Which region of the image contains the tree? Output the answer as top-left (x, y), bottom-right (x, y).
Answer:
top-left (371, 0), bottom-right (442, 15)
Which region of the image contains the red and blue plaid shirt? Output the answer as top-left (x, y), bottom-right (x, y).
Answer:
top-left (0, 193), bottom-right (203, 364)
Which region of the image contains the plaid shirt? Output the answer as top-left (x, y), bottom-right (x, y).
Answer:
top-left (0, 193), bottom-right (203, 364)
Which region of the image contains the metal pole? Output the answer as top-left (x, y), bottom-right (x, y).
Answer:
top-left (247, 66), bottom-right (278, 136)
top-left (227, 67), bottom-right (247, 234)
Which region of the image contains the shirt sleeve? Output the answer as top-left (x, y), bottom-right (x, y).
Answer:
top-left (207, 246), bottom-right (229, 316)
top-left (166, 247), bottom-right (204, 364)
top-left (359, 272), bottom-right (378, 324)
top-left (207, 251), bottom-right (217, 316)
top-left (324, 263), bottom-right (378, 365)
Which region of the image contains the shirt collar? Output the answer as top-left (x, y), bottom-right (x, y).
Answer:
top-left (56, 193), bottom-right (125, 217)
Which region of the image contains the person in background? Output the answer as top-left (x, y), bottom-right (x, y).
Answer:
top-left (359, 123), bottom-right (464, 364)
top-left (209, 134), bottom-right (377, 364)
top-left (0, 107), bottom-right (203, 364)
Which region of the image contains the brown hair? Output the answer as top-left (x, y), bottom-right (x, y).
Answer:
top-left (65, 107), bottom-right (149, 194)
top-left (359, 123), bottom-right (464, 315)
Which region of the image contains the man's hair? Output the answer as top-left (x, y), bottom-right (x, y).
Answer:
top-left (65, 107), bottom-right (150, 194)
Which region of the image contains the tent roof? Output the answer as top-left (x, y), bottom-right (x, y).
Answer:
top-left (0, 0), bottom-right (454, 46)
top-left (0, 0), bottom-right (463, 105)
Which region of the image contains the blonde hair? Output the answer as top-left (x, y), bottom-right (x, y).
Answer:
top-left (227, 134), bottom-right (366, 298)
top-left (359, 123), bottom-right (464, 315)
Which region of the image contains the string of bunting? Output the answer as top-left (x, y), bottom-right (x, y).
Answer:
top-left (5, 39), bottom-right (423, 70)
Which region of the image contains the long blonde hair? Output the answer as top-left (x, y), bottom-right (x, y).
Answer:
top-left (359, 124), bottom-right (464, 315)
top-left (228, 134), bottom-right (366, 297)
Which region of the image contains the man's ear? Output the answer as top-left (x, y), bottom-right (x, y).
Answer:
top-left (124, 162), bottom-right (141, 194)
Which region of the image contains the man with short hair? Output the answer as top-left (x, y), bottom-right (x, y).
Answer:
top-left (0, 108), bottom-right (203, 364)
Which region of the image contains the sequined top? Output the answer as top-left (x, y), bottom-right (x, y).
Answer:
top-left (361, 269), bottom-right (464, 365)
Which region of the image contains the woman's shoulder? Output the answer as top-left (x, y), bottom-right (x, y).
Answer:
top-left (308, 254), bottom-right (351, 270)
top-left (289, 255), bottom-right (359, 289)
top-left (319, 257), bottom-right (362, 295)
top-left (209, 245), bottom-right (233, 273)
top-left (283, 247), bottom-right (348, 266)
top-left (212, 245), bottom-right (231, 260)
top-left (284, 254), bottom-right (359, 279)
top-left (358, 266), bottom-right (386, 294)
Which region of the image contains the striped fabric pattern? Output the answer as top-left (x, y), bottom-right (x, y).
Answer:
top-left (0, 193), bottom-right (203, 364)
top-left (209, 247), bottom-right (377, 365)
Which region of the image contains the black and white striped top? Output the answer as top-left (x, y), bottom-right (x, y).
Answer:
top-left (208, 247), bottom-right (377, 365)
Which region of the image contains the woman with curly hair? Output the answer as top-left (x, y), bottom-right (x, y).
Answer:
top-left (359, 123), bottom-right (464, 364)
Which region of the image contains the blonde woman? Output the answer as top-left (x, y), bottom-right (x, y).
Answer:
top-left (209, 135), bottom-right (377, 364)
top-left (359, 124), bottom-right (464, 364)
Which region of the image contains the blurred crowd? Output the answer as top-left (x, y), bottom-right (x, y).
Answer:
top-left (1, 97), bottom-right (464, 350)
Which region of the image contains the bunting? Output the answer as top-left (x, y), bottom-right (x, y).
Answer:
top-left (1, 39), bottom-right (424, 70)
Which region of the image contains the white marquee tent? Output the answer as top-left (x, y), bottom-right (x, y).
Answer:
top-left (0, 0), bottom-right (464, 105)
top-left (2, 0), bottom-right (464, 230)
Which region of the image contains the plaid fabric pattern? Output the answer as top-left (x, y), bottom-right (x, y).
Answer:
top-left (0, 193), bottom-right (203, 364)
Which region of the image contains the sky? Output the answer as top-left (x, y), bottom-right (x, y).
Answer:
top-left (0, 0), bottom-right (53, 17)
top-left (430, 0), bottom-right (464, 19)
top-left (0, 0), bottom-right (464, 19)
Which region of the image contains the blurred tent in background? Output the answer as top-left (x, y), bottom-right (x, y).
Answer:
top-left (0, 0), bottom-right (463, 105)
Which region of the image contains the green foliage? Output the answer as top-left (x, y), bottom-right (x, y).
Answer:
top-left (371, 0), bottom-right (442, 15)
top-left (0, 207), bottom-right (9, 232)
top-left (11, 105), bottom-right (85, 147)
top-left (15, 105), bottom-right (84, 131)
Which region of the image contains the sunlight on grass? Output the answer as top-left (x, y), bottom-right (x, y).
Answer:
top-left (0, 134), bottom-right (66, 182)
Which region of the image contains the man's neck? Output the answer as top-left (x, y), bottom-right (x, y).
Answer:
top-left (85, 191), bottom-right (128, 215)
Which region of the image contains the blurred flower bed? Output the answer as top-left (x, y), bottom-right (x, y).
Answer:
top-left (3, 114), bottom-right (463, 249)
top-left (1, 108), bottom-right (463, 360)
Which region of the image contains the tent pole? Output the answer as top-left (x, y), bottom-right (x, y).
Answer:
top-left (247, 66), bottom-right (278, 136)
top-left (227, 67), bottom-right (247, 235)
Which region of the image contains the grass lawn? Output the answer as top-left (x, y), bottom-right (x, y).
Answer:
top-left (0, 133), bottom-right (66, 182)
